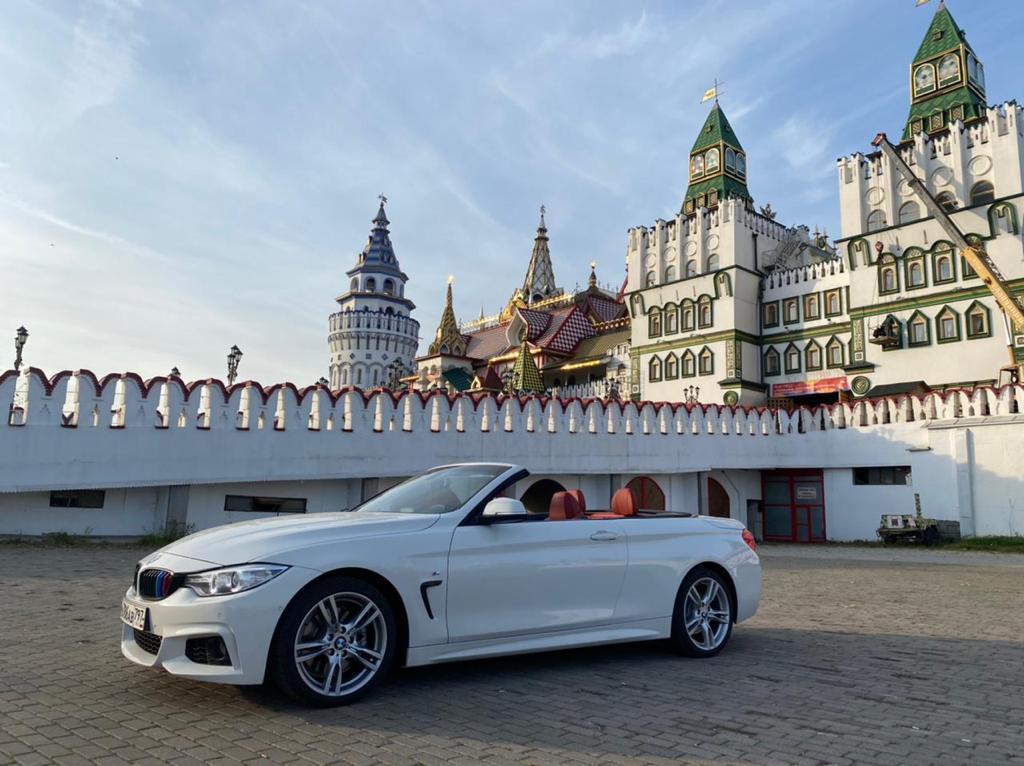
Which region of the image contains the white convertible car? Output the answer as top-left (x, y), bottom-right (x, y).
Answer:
top-left (122, 463), bottom-right (761, 706)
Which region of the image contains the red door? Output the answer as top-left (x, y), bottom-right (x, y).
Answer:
top-left (761, 470), bottom-right (826, 542)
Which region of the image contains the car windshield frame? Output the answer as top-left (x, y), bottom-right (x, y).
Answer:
top-left (353, 464), bottom-right (512, 515)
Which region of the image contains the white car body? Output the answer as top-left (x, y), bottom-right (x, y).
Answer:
top-left (122, 464), bottom-right (761, 686)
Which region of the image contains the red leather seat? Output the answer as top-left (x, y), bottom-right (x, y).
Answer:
top-left (567, 489), bottom-right (586, 515)
top-left (548, 491), bottom-right (583, 520)
top-left (610, 487), bottom-right (639, 517)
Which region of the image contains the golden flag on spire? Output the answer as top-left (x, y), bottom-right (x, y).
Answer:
top-left (915, 0), bottom-right (930, 5)
top-left (700, 85), bottom-right (717, 103)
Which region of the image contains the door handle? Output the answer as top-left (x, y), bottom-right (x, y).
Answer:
top-left (590, 530), bottom-right (620, 542)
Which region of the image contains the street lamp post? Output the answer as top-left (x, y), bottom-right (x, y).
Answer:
top-left (684, 385), bottom-right (700, 405)
top-left (13, 326), bottom-right (28, 370)
top-left (387, 358), bottom-right (406, 391)
top-left (226, 345), bottom-right (243, 386)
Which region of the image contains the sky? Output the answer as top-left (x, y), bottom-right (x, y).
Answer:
top-left (1, 0), bottom-right (1022, 385)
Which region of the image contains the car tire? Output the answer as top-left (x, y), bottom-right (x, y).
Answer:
top-left (269, 575), bottom-right (397, 707)
top-left (669, 566), bottom-right (734, 658)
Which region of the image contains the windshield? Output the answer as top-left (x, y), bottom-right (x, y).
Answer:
top-left (355, 464), bottom-right (510, 515)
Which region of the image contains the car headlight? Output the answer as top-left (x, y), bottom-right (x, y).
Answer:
top-left (185, 564), bottom-right (289, 597)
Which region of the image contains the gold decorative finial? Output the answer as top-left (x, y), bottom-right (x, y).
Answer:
top-left (447, 275), bottom-right (454, 285)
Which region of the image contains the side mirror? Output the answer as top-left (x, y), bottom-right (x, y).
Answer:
top-left (481, 497), bottom-right (528, 523)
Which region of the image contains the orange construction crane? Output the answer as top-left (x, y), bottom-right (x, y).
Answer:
top-left (871, 133), bottom-right (1024, 383)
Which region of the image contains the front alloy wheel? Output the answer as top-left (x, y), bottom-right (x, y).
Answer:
top-left (271, 576), bottom-right (396, 706)
top-left (670, 566), bottom-right (734, 657)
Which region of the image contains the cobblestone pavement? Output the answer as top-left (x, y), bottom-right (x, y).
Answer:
top-left (1, 544), bottom-right (1022, 766)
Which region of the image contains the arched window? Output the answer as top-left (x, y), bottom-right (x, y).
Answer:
top-left (908, 313), bottom-right (929, 346)
top-left (664, 265), bottom-right (677, 282)
top-left (685, 259), bottom-right (697, 277)
top-left (725, 147), bottom-right (736, 172)
top-left (936, 307), bottom-right (959, 342)
top-left (933, 246), bottom-right (954, 282)
top-left (690, 155), bottom-right (704, 178)
top-left (826, 338), bottom-right (844, 368)
top-left (520, 479), bottom-right (567, 516)
top-left (764, 348), bottom-right (780, 376)
top-left (936, 192), bottom-right (957, 213)
top-left (665, 354), bottom-right (678, 379)
top-left (365, 277), bottom-right (376, 292)
top-left (649, 356), bottom-right (662, 382)
top-left (898, 201), bottom-right (921, 225)
top-left (681, 350), bottom-right (695, 377)
top-left (763, 302), bottom-right (779, 327)
top-left (697, 296), bottom-right (713, 328)
top-left (736, 153), bottom-right (746, 176)
top-left (866, 209), bottom-right (887, 232)
top-left (383, 279), bottom-right (395, 295)
top-left (804, 294), bottom-right (820, 320)
top-left (645, 270), bottom-right (657, 287)
top-left (879, 259), bottom-right (898, 294)
top-left (648, 309), bottom-right (662, 337)
top-left (785, 345), bottom-right (801, 373)
top-left (698, 347), bottom-right (714, 375)
top-left (355, 368), bottom-right (363, 386)
top-left (913, 63), bottom-right (936, 96)
top-left (705, 148), bottom-right (720, 173)
top-left (681, 300), bottom-right (695, 331)
top-left (625, 477), bottom-right (665, 512)
top-left (350, 277), bottom-right (359, 292)
top-left (707, 254), bottom-right (720, 271)
top-left (907, 259), bottom-right (925, 288)
top-left (664, 307), bottom-right (678, 334)
top-left (938, 53), bottom-right (961, 87)
top-left (969, 181), bottom-right (995, 207)
top-left (966, 302), bottom-right (990, 338)
top-left (805, 342), bottom-right (822, 371)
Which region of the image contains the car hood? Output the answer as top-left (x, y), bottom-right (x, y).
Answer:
top-left (155, 512), bottom-right (440, 567)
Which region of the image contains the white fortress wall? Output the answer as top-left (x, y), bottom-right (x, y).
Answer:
top-left (2, 367), bottom-right (1024, 539)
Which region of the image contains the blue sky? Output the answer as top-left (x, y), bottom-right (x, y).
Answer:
top-left (1, 0), bottom-right (1021, 384)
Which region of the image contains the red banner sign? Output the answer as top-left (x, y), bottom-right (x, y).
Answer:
top-left (772, 376), bottom-right (849, 397)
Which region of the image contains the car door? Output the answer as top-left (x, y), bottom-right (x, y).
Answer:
top-left (445, 519), bottom-right (628, 642)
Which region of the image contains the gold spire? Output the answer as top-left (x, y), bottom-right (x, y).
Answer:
top-left (428, 277), bottom-right (467, 356)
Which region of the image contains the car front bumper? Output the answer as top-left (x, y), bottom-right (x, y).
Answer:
top-left (121, 564), bottom-right (317, 685)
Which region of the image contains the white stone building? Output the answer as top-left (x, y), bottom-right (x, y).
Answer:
top-left (327, 200), bottom-right (420, 389)
top-left (627, 4), bottom-right (1024, 409)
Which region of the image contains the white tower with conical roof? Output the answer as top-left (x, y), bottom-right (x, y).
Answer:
top-left (328, 198), bottom-right (420, 389)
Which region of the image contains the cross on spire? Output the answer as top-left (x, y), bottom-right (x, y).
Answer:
top-left (378, 193), bottom-right (388, 206)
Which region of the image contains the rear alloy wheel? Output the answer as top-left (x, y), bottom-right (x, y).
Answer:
top-left (270, 576), bottom-right (397, 706)
top-left (670, 567), bottom-right (733, 657)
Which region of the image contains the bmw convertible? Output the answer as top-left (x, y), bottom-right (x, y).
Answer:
top-left (121, 463), bottom-right (761, 706)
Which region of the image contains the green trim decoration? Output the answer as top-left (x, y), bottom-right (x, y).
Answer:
top-left (907, 310), bottom-right (931, 347)
top-left (935, 306), bottom-right (961, 343)
top-left (698, 346), bottom-right (714, 376)
top-left (851, 317), bottom-right (867, 364)
top-left (878, 254), bottom-right (900, 295)
top-left (722, 390), bottom-right (739, 406)
top-left (988, 201), bottom-right (1019, 237)
top-left (805, 339), bottom-right (823, 371)
top-left (850, 376), bottom-right (872, 397)
top-left (826, 336), bottom-right (845, 368)
top-left (783, 342), bottom-right (801, 374)
top-left (824, 289), bottom-right (843, 317)
top-left (682, 349), bottom-right (696, 378)
top-left (664, 352), bottom-right (679, 380)
top-left (648, 356), bottom-right (662, 382)
top-left (903, 248), bottom-right (927, 290)
top-left (964, 300), bottom-right (992, 339)
top-left (803, 293), bottom-right (822, 321)
top-left (763, 347), bottom-right (781, 377)
top-left (683, 104), bottom-right (751, 212)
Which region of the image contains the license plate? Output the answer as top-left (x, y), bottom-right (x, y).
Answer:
top-left (121, 599), bottom-right (148, 630)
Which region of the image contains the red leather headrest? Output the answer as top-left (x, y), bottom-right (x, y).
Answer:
top-left (610, 488), bottom-right (638, 517)
top-left (549, 491), bottom-right (582, 520)
top-left (567, 489), bottom-right (586, 515)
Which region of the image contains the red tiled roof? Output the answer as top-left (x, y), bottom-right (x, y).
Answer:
top-left (517, 308), bottom-right (552, 341)
top-left (464, 323), bottom-right (511, 360)
top-left (545, 305), bottom-right (596, 354)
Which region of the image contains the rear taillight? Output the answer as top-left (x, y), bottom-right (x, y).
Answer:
top-left (742, 528), bottom-right (758, 551)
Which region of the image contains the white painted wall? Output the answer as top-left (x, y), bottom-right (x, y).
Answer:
top-left (0, 487), bottom-right (163, 537)
top-left (822, 468), bottom-right (916, 541)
